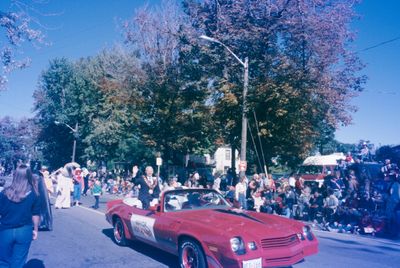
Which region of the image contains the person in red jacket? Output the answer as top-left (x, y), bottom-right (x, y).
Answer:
top-left (73, 167), bottom-right (83, 206)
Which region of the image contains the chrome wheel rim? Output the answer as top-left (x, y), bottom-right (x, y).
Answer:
top-left (182, 245), bottom-right (198, 268)
top-left (114, 221), bottom-right (123, 243)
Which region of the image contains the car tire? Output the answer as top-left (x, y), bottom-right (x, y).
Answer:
top-left (179, 239), bottom-right (207, 268)
top-left (113, 217), bottom-right (127, 246)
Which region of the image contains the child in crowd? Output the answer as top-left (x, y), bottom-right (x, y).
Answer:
top-left (91, 180), bottom-right (102, 209)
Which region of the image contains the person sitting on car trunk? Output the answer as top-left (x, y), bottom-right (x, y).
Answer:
top-left (134, 166), bottom-right (160, 210)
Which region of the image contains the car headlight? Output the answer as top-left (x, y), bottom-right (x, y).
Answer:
top-left (302, 226), bottom-right (314, 241)
top-left (230, 237), bottom-right (246, 255)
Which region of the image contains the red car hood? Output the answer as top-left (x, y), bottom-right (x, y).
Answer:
top-left (173, 208), bottom-right (301, 239)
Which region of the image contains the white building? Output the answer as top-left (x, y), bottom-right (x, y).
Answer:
top-left (211, 145), bottom-right (239, 174)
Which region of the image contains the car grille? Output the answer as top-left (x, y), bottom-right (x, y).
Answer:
top-left (265, 252), bottom-right (304, 265)
top-left (260, 234), bottom-right (299, 249)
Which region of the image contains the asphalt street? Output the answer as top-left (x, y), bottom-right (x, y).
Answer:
top-left (27, 199), bottom-right (177, 268)
top-left (24, 194), bottom-right (400, 268)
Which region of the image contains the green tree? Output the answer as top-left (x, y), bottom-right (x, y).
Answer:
top-left (182, 0), bottom-right (366, 168)
top-left (33, 49), bottom-right (150, 168)
top-left (123, 0), bottom-right (217, 166)
top-left (0, 117), bottom-right (39, 167)
top-left (33, 58), bottom-right (76, 168)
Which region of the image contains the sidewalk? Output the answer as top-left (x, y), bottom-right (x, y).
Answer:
top-left (303, 220), bottom-right (400, 244)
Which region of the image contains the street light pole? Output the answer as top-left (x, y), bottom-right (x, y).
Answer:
top-left (200, 35), bottom-right (249, 176)
top-left (71, 122), bottom-right (78, 163)
top-left (240, 57), bottom-right (249, 167)
top-left (55, 121), bottom-right (78, 162)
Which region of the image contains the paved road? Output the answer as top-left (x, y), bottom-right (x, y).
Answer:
top-left (25, 195), bottom-right (400, 268)
top-left (28, 198), bottom-right (177, 268)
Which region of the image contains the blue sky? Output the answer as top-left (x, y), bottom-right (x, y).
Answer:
top-left (0, 0), bottom-right (399, 146)
top-left (334, 0), bottom-right (400, 146)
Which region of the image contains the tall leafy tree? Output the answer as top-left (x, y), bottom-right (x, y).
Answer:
top-left (33, 58), bottom-right (76, 168)
top-left (123, 0), bottom-right (217, 165)
top-left (78, 48), bottom-right (145, 163)
top-left (33, 49), bottom-right (149, 168)
top-left (182, 0), bottom-right (366, 167)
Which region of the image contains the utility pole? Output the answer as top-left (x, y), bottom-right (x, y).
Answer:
top-left (240, 57), bottom-right (249, 177)
top-left (200, 35), bottom-right (249, 178)
top-left (55, 121), bottom-right (79, 163)
top-left (71, 122), bottom-right (78, 163)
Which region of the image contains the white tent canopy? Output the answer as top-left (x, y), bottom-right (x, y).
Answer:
top-left (302, 153), bottom-right (345, 166)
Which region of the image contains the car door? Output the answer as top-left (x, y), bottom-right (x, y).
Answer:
top-left (153, 212), bottom-right (182, 254)
top-left (129, 208), bottom-right (159, 246)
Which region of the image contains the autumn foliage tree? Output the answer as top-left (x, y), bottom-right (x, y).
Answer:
top-left (33, 0), bottom-right (366, 170)
top-left (182, 0), bottom-right (365, 167)
top-left (123, 0), bottom-right (217, 165)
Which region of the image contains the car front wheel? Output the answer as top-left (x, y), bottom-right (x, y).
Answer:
top-left (113, 217), bottom-right (127, 246)
top-left (179, 239), bottom-right (207, 268)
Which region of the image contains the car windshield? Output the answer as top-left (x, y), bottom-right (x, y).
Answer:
top-left (163, 189), bottom-right (231, 212)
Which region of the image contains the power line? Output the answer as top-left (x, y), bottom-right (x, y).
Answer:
top-left (364, 89), bottom-right (400, 95)
top-left (359, 35), bottom-right (400, 52)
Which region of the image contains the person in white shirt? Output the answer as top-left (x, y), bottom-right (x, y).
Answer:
top-left (235, 175), bottom-right (247, 209)
top-left (288, 173), bottom-right (296, 188)
top-left (213, 172), bottom-right (222, 192)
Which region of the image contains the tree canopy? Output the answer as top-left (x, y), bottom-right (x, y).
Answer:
top-left (33, 0), bottom-right (365, 170)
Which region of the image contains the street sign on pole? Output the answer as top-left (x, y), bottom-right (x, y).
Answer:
top-left (156, 157), bottom-right (162, 179)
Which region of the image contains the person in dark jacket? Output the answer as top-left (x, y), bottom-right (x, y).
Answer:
top-left (0, 164), bottom-right (41, 267)
top-left (134, 166), bottom-right (160, 209)
top-left (31, 161), bottom-right (53, 231)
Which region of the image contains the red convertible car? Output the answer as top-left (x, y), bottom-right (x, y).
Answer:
top-left (106, 188), bottom-right (318, 268)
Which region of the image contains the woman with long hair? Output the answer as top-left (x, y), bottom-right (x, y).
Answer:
top-left (0, 164), bottom-right (41, 267)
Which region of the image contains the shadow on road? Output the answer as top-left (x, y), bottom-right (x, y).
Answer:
top-left (24, 259), bottom-right (45, 268)
top-left (102, 228), bottom-right (179, 268)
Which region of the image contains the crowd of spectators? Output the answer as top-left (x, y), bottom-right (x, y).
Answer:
top-left (225, 157), bottom-right (400, 238)
top-left (7, 152), bottom-right (396, 238)
top-left (86, 156), bottom-right (399, 239)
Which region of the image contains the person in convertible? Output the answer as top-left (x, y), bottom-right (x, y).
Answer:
top-left (134, 166), bottom-right (160, 209)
